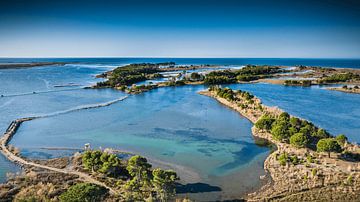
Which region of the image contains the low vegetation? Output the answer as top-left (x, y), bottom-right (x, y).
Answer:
top-left (59, 183), bottom-right (107, 202)
top-left (204, 65), bottom-right (282, 84)
top-left (284, 80), bottom-right (312, 87)
top-left (319, 73), bottom-right (360, 83)
top-left (277, 152), bottom-right (304, 166)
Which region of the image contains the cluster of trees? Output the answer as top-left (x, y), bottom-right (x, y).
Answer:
top-left (124, 155), bottom-right (179, 201)
top-left (320, 73), bottom-right (360, 83)
top-left (164, 80), bottom-right (186, 86)
top-left (82, 150), bottom-right (126, 177)
top-left (188, 72), bottom-right (204, 81)
top-left (128, 84), bottom-right (158, 94)
top-left (59, 183), bottom-right (107, 202)
top-left (284, 80), bottom-right (312, 87)
top-left (204, 65), bottom-right (281, 84)
top-left (107, 64), bottom-right (163, 86)
top-left (212, 87), bottom-right (237, 101)
top-left (239, 65), bottom-right (281, 75)
top-left (81, 151), bottom-right (179, 201)
top-left (204, 71), bottom-right (237, 84)
top-left (96, 63), bottom-right (173, 88)
top-left (256, 112), bottom-right (347, 156)
top-left (209, 86), bottom-right (254, 102)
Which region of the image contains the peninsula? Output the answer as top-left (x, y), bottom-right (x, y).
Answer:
top-left (0, 62), bottom-right (67, 69)
top-left (199, 86), bottom-right (360, 201)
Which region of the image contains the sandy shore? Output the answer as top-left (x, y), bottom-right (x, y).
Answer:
top-left (327, 87), bottom-right (360, 94)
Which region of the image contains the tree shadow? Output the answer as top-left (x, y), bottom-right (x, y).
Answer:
top-left (340, 152), bottom-right (360, 162)
top-left (176, 182), bottom-right (222, 193)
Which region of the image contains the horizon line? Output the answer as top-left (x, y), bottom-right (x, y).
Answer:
top-left (1, 56), bottom-right (360, 60)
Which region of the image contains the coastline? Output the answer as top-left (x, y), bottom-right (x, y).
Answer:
top-left (0, 62), bottom-right (67, 69)
top-left (199, 88), bottom-right (360, 201)
top-left (327, 86), bottom-right (360, 94)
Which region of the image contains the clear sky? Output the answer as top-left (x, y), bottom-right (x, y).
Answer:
top-left (0, 0), bottom-right (360, 58)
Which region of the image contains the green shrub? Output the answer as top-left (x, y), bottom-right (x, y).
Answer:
top-left (278, 152), bottom-right (288, 166)
top-left (346, 175), bottom-right (353, 185)
top-left (306, 154), bottom-right (315, 163)
top-left (336, 134), bottom-right (348, 146)
top-left (255, 115), bottom-right (275, 131)
top-left (321, 73), bottom-right (359, 83)
top-left (290, 133), bottom-right (309, 148)
top-left (317, 138), bottom-right (342, 157)
top-left (59, 183), bottom-right (107, 202)
top-left (290, 155), bottom-right (300, 165)
top-left (82, 150), bottom-right (125, 177)
top-left (271, 120), bottom-right (290, 141)
top-left (311, 168), bottom-right (317, 177)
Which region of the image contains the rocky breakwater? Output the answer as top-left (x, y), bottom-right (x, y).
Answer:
top-left (199, 86), bottom-right (360, 201)
top-left (0, 118), bottom-right (35, 162)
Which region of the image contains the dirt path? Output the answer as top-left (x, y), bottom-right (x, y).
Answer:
top-left (0, 95), bottom-right (130, 195)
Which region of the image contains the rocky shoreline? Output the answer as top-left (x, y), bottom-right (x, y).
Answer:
top-left (199, 88), bottom-right (360, 201)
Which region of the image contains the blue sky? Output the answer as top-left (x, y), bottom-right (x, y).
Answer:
top-left (0, 0), bottom-right (359, 58)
